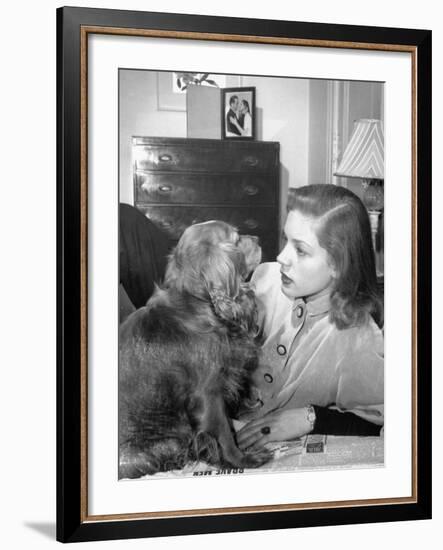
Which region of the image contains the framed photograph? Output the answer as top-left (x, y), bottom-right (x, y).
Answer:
top-left (156, 71), bottom-right (243, 112)
top-left (57, 6), bottom-right (431, 544)
top-left (157, 71), bottom-right (229, 111)
top-left (173, 72), bottom-right (228, 93)
top-left (157, 71), bottom-right (187, 111)
top-left (222, 86), bottom-right (256, 139)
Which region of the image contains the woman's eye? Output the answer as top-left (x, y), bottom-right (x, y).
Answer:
top-left (296, 247), bottom-right (307, 256)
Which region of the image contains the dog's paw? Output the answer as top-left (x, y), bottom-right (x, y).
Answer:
top-left (240, 448), bottom-right (272, 469)
top-left (119, 445), bottom-right (159, 479)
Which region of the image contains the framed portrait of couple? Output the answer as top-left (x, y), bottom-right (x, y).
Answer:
top-left (222, 86), bottom-right (256, 139)
top-left (57, 5), bottom-right (431, 544)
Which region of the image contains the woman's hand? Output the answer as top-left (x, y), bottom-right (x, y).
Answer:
top-left (236, 408), bottom-right (313, 451)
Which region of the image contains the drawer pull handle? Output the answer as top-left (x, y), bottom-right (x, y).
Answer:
top-left (158, 154), bottom-right (173, 163)
top-left (244, 219), bottom-right (259, 229)
top-left (244, 185), bottom-right (259, 196)
top-left (243, 156), bottom-right (259, 167)
top-left (158, 185), bottom-right (172, 193)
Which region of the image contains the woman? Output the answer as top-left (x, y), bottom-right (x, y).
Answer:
top-left (237, 184), bottom-right (384, 451)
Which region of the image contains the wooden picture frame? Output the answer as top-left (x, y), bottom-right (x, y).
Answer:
top-left (57, 6), bottom-right (431, 543)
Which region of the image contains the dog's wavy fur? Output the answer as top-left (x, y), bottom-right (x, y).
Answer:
top-left (119, 221), bottom-right (269, 479)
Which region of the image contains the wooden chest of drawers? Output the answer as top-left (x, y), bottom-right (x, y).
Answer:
top-left (132, 137), bottom-right (280, 261)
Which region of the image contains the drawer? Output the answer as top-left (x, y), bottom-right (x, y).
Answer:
top-left (134, 172), bottom-right (277, 206)
top-left (133, 144), bottom-right (278, 173)
top-left (138, 205), bottom-right (279, 262)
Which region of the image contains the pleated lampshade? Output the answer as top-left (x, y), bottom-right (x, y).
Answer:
top-left (335, 119), bottom-right (384, 179)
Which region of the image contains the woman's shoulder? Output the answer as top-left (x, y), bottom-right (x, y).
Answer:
top-left (338, 315), bottom-right (384, 360)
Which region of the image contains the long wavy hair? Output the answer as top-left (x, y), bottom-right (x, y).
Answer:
top-left (286, 184), bottom-right (383, 329)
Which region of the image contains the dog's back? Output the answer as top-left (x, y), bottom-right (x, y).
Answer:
top-left (119, 221), bottom-right (270, 478)
top-left (119, 291), bottom-right (201, 476)
top-left (119, 286), bottom-right (263, 478)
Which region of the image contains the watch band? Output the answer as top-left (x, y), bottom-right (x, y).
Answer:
top-left (306, 405), bottom-right (316, 432)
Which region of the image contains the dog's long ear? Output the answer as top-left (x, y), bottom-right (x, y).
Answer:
top-left (208, 284), bottom-right (258, 334)
top-left (201, 242), bottom-right (255, 331)
top-left (202, 242), bottom-right (243, 292)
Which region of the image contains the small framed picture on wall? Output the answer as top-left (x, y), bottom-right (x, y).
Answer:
top-left (222, 87), bottom-right (256, 139)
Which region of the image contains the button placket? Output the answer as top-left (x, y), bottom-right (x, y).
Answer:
top-left (261, 302), bottom-right (306, 402)
top-left (277, 344), bottom-right (286, 356)
top-left (277, 304), bottom-right (304, 353)
top-left (280, 301), bottom-right (306, 369)
top-left (295, 304), bottom-right (304, 318)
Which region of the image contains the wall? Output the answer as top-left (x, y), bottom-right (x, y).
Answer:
top-left (306, 79), bottom-right (385, 199)
top-left (338, 81), bottom-right (384, 199)
top-left (242, 75), bottom-right (310, 213)
top-left (120, 71), bottom-right (382, 238)
top-left (119, 70), bottom-right (187, 204)
top-left (120, 70), bottom-right (381, 206)
top-left (307, 79), bottom-right (330, 185)
top-left (119, 71), bottom-right (311, 210)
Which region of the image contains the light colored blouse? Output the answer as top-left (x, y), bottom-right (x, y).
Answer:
top-left (241, 262), bottom-right (384, 425)
top-left (242, 112), bottom-right (252, 136)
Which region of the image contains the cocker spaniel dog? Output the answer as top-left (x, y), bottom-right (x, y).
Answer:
top-left (119, 220), bottom-right (269, 479)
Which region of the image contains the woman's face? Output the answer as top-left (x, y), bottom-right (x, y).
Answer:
top-left (277, 210), bottom-right (335, 300)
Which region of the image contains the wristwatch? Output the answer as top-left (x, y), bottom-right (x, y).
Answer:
top-left (306, 405), bottom-right (316, 432)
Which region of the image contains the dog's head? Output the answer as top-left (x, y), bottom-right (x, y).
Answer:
top-left (163, 220), bottom-right (261, 333)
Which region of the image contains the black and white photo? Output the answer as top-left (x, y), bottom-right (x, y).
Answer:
top-left (222, 86), bottom-right (255, 139)
top-left (119, 69), bottom-right (385, 480)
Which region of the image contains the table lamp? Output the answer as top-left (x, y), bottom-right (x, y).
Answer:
top-left (334, 118), bottom-right (384, 254)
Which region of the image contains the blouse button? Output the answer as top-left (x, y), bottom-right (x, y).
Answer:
top-left (264, 373), bottom-right (273, 383)
top-left (295, 305), bottom-right (304, 318)
top-left (277, 344), bottom-right (286, 356)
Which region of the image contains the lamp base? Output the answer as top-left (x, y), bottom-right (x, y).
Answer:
top-left (368, 210), bottom-right (380, 245)
top-left (368, 210), bottom-right (383, 277)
